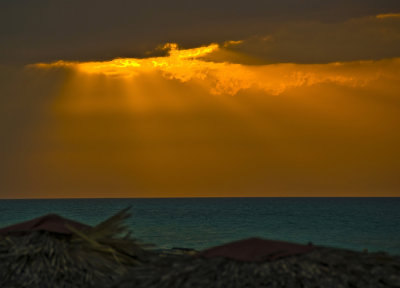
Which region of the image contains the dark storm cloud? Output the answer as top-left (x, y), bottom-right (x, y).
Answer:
top-left (1, 0), bottom-right (399, 64)
top-left (210, 15), bottom-right (400, 64)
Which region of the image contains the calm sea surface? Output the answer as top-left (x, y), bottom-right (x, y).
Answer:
top-left (0, 198), bottom-right (399, 254)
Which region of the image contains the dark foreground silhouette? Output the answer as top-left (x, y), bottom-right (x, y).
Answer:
top-left (1, 210), bottom-right (399, 288)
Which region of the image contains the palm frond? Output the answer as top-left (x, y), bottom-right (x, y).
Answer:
top-left (67, 207), bottom-right (153, 267)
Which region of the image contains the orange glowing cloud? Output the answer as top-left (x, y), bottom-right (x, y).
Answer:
top-left (32, 43), bottom-right (400, 99)
top-left (1, 41), bottom-right (399, 198)
top-left (376, 13), bottom-right (400, 19)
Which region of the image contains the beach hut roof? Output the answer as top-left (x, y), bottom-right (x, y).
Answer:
top-left (0, 209), bottom-right (149, 288)
top-left (0, 214), bottom-right (91, 235)
top-left (198, 237), bottom-right (314, 262)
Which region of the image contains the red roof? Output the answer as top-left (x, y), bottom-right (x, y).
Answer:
top-left (0, 214), bottom-right (91, 235)
top-left (199, 237), bottom-right (314, 262)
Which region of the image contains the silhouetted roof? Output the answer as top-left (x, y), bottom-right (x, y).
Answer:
top-left (198, 237), bottom-right (314, 262)
top-left (0, 209), bottom-right (147, 288)
top-left (0, 214), bottom-right (91, 235)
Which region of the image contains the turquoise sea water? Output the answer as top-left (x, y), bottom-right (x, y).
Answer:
top-left (0, 198), bottom-right (399, 254)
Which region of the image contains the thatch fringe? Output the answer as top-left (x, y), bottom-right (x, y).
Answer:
top-left (68, 207), bottom-right (150, 266)
top-left (0, 207), bottom-right (152, 288)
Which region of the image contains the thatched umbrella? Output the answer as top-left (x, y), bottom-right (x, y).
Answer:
top-left (115, 238), bottom-right (400, 288)
top-left (0, 208), bottom-right (151, 288)
top-left (3, 211), bottom-right (400, 288)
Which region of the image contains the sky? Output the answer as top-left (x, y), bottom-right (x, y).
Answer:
top-left (0, 0), bottom-right (400, 198)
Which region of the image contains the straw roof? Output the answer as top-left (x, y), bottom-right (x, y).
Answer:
top-left (2, 210), bottom-right (400, 288)
top-left (0, 214), bottom-right (91, 236)
top-left (0, 208), bottom-right (151, 288)
top-left (198, 237), bottom-right (315, 261)
top-left (115, 244), bottom-right (400, 288)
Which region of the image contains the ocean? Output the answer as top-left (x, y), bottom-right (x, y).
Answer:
top-left (0, 198), bottom-right (399, 254)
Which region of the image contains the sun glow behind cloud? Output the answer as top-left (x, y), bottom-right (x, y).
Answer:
top-left (2, 41), bottom-right (397, 198)
top-left (33, 43), bottom-right (400, 99)
top-left (2, 0), bottom-right (400, 199)
top-left (376, 13), bottom-right (400, 19)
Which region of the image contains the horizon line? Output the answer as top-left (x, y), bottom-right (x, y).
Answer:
top-left (0, 196), bottom-right (399, 200)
